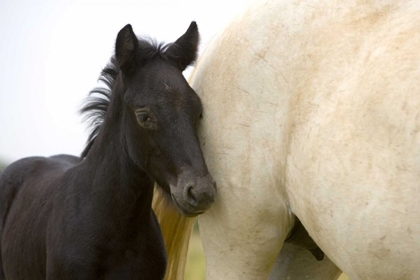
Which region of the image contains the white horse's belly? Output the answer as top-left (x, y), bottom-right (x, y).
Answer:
top-left (288, 92), bottom-right (420, 279)
top-left (283, 2), bottom-right (420, 278)
top-left (192, 0), bottom-right (420, 278)
top-left (287, 60), bottom-right (420, 278)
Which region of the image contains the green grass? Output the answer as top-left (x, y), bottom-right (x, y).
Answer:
top-left (339, 274), bottom-right (350, 280)
top-left (185, 231), bottom-right (206, 280)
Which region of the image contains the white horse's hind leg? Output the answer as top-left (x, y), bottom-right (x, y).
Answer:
top-left (195, 71), bottom-right (295, 278)
top-left (189, 1), bottom-right (318, 277)
top-left (269, 243), bottom-right (342, 280)
top-left (198, 186), bottom-right (293, 280)
top-left (193, 25), bottom-right (296, 277)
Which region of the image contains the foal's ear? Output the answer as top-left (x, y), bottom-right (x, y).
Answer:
top-left (166, 21), bottom-right (199, 71)
top-left (115, 24), bottom-right (138, 74)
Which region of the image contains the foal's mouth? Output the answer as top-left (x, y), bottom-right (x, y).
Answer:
top-left (171, 193), bottom-right (205, 217)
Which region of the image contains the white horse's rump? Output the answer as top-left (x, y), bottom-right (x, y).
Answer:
top-left (191, 0), bottom-right (420, 279)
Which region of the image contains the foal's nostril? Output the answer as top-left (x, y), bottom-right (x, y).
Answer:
top-left (186, 185), bottom-right (198, 207)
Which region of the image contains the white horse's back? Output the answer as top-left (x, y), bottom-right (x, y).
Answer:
top-left (192, 0), bottom-right (420, 279)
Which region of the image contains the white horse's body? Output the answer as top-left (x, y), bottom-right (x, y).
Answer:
top-left (190, 0), bottom-right (420, 279)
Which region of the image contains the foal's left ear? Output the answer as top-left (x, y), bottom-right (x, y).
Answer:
top-left (166, 21), bottom-right (199, 71)
top-left (115, 24), bottom-right (138, 74)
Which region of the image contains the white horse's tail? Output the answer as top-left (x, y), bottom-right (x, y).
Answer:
top-left (152, 187), bottom-right (196, 280)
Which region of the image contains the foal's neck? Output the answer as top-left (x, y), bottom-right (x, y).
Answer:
top-left (82, 93), bottom-right (154, 215)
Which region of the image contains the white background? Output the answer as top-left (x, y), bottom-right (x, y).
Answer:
top-left (0, 0), bottom-right (252, 164)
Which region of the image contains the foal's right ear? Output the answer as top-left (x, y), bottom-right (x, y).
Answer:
top-left (115, 24), bottom-right (138, 74)
top-left (166, 21), bottom-right (199, 71)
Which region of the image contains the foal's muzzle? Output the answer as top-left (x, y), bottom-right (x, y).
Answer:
top-left (170, 171), bottom-right (217, 217)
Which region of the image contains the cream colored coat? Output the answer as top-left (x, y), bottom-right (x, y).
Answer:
top-left (190, 0), bottom-right (420, 279)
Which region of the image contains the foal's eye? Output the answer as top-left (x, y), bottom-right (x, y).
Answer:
top-left (138, 114), bottom-right (151, 122)
top-left (135, 110), bottom-right (156, 130)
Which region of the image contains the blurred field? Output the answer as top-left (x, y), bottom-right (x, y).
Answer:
top-left (185, 230), bottom-right (206, 280)
top-left (185, 228), bottom-right (350, 280)
top-left (339, 273), bottom-right (350, 279)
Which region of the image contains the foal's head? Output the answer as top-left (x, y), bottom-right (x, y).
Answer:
top-left (96, 22), bottom-right (216, 216)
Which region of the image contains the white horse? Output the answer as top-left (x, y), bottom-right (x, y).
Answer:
top-left (155, 0), bottom-right (420, 279)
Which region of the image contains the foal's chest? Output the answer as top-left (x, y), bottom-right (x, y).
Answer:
top-left (101, 247), bottom-right (167, 280)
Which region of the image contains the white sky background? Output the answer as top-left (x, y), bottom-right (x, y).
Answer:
top-left (0, 0), bottom-right (252, 163)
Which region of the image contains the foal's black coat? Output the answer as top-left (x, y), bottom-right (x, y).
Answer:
top-left (0, 22), bottom-right (216, 280)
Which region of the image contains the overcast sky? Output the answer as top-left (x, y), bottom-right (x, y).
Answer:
top-left (0, 0), bottom-right (252, 163)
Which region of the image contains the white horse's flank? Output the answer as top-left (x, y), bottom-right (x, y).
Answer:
top-left (190, 0), bottom-right (420, 279)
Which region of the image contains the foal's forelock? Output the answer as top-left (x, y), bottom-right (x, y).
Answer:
top-left (79, 42), bottom-right (176, 159)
